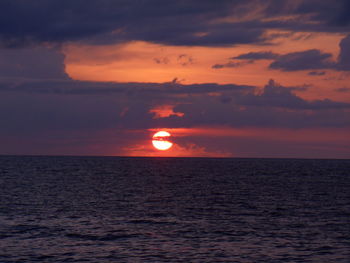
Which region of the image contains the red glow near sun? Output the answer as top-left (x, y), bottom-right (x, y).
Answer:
top-left (152, 131), bottom-right (173, 150)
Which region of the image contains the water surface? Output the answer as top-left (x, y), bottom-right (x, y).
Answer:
top-left (0, 156), bottom-right (349, 262)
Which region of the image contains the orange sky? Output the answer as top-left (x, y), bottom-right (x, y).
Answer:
top-left (60, 32), bottom-right (350, 158)
top-left (63, 32), bottom-right (350, 102)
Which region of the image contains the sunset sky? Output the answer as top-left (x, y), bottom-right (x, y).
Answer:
top-left (0, 0), bottom-right (349, 158)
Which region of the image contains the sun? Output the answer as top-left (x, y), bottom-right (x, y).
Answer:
top-left (152, 131), bottom-right (173, 151)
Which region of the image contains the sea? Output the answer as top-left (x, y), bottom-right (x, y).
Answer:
top-left (0, 156), bottom-right (349, 262)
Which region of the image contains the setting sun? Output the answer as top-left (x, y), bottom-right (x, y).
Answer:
top-left (152, 131), bottom-right (173, 151)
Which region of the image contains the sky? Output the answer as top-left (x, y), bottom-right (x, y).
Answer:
top-left (0, 0), bottom-right (349, 158)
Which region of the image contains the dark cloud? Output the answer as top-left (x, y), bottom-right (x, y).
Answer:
top-left (0, 0), bottom-right (349, 48)
top-left (308, 71), bottom-right (326, 76)
top-left (0, 73), bottom-right (349, 156)
top-left (269, 49), bottom-right (335, 71)
top-left (335, 0), bottom-right (350, 26)
top-left (212, 60), bottom-right (254, 69)
top-left (0, 78), bottom-right (349, 136)
top-left (286, 85), bottom-right (311, 92)
top-left (213, 49), bottom-right (335, 71)
top-left (213, 51), bottom-right (278, 70)
top-left (0, 0), bottom-right (260, 47)
top-left (172, 80), bottom-right (350, 129)
top-left (335, 87), bottom-right (350, 93)
top-left (268, 35), bottom-right (350, 71)
top-left (239, 80), bottom-right (346, 110)
top-left (337, 35), bottom-right (350, 70)
top-left (298, 0), bottom-right (350, 27)
top-left (200, 80), bottom-right (342, 112)
top-left (214, 34), bottom-right (350, 71)
top-left (233, 51), bottom-right (279, 60)
top-left (0, 46), bottom-right (69, 79)
top-left (0, 78), bottom-right (254, 96)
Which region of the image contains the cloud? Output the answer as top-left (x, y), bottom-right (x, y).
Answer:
top-left (214, 34), bottom-right (350, 71)
top-left (241, 80), bottom-right (346, 110)
top-left (212, 60), bottom-right (254, 69)
top-left (335, 87), bottom-right (350, 93)
top-left (233, 51), bottom-right (280, 60)
top-left (269, 34), bottom-right (350, 71)
top-left (212, 51), bottom-right (277, 70)
top-left (269, 49), bottom-right (335, 71)
top-left (213, 49), bottom-right (335, 71)
top-left (334, 0), bottom-right (350, 26)
top-left (170, 79), bottom-right (350, 129)
top-left (0, 0), bottom-right (261, 47)
top-left (337, 34), bottom-right (350, 70)
top-left (0, 78), bottom-right (254, 96)
top-left (308, 71), bottom-right (326, 76)
top-left (0, 74), bottom-right (349, 156)
top-left (0, 0), bottom-right (350, 48)
top-left (2, 77), bottom-right (348, 135)
top-left (0, 46), bottom-right (69, 79)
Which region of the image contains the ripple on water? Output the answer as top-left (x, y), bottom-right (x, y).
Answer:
top-left (0, 156), bottom-right (349, 262)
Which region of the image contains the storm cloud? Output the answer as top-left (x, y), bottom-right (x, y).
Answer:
top-left (0, 0), bottom-right (350, 48)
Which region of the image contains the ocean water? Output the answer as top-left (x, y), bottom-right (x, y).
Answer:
top-left (0, 156), bottom-right (349, 263)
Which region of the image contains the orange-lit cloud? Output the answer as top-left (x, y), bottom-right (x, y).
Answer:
top-left (149, 104), bottom-right (185, 119)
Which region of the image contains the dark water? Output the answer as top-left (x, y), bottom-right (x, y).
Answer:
top-left (0, 156), bottom-right (349, 262)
